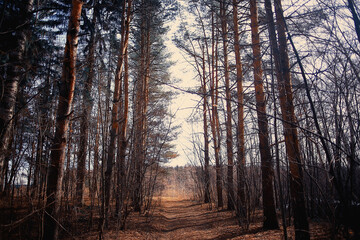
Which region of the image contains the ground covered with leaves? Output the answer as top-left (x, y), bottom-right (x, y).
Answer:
top-left (76, 197), bottom-right (337, 240)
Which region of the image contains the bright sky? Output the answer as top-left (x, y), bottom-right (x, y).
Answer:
top-left (163, 4), bottom-right (201, 167)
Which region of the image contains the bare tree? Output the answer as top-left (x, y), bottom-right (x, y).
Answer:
top-left (264, 0), bottom-right (309, 238)
top-left (44, 1), bottom-right (83, 239)
top-left (0, 0), bottom-right (34, 192)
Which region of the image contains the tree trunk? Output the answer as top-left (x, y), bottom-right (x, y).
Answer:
top-left (348, 0), bottom-right (360, 44)
top-left (133, 2), bottom-right (150, 212)
top-left (232, 0), bottom-right (246, 219)
top-left (0, 0), bottom-right (34, 192)
top-left (220, 0), bottom-right (234, 211)
top-left (209, 9), bottom-right (223, 208)
top-left (250, 0), bottom-right (279, 230)
top-left (264, 0), bottom-right (309, 238)
top-left (116, 0), bottom-right (132, 216)
top-left (44, 1), bottom-right (83, 239)
top-left (104, 0), bottom-right (132, 222)
top-left (202, 47), bottom-right (210, 204)
top-left (76, 2), bottom-right (97, 206)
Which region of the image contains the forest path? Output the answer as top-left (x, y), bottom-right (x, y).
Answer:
top-left (154, 198), bottom-right (240, 239)
top-left (84, 197), bottom-right (332, 239)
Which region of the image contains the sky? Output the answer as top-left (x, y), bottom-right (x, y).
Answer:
top-left (163, 4), bottom-right (202, 167)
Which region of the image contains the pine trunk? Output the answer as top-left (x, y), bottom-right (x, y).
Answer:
top-left (250, 0), bottom-right (279, 230)
top-left (232, 0), bottom-right (246, 217)
top-left (133, 5), bottom-right (150, 211)
top-left (116, 0), bottom-right (132, 215)
top-left (265, 0), bottom-right (309, 238)
top-left (220, 0), bottom-right (234, 211)
top-left (44, 1), bottom-right (83, 239)
top-left (76, 3), bottom-right (97, 206)
top-left (104, 0), bottom-right (132, 221)
top-left (202, 48), bottom-right (210, 204)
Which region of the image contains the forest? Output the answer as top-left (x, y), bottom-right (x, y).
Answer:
top-left (0, 0), bottom-right (359, 239)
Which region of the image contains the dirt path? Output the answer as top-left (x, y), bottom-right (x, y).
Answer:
top-left (83, 197), bottom-right (333, 240)
top-left (154, 199), bottom-right (240, 239)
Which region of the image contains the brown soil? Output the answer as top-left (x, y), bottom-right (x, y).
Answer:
top-left (78, 197), bottom-right (335, 240)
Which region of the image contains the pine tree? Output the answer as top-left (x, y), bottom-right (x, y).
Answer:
top-left (44, 1), bottom-right (83, 239)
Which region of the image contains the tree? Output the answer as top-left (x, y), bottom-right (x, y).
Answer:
top-left (130, 0), bottom-right (177, 213)
top-left (44, 1), bottom-right (83, 239)
top-left (75, 0), bottom-right (97, 206)
top-left (104, 0), bottom-right (132, 224)
top-left (209, 6), bottom-right (223, 208)
top-left (115, 0), bottom-right (132, 220)
top-left (232, 0), bottom-right (246, 219)
top-left (0, 0), bottom-right (34, 192)
top-left (264, 0), bottom-right (309, 238)
top-left (347, 0), bottom-right (360, 44)
top-left (250, 0), bottom-right (279, 230)
top-left (220, 0), bottom-right (235, 211)
top-left (201, 45), bottom-right (211, 204)
top-left (132, 0), bottom-right (151, 212)
top-left (212, 37), bottom-right (224, 208)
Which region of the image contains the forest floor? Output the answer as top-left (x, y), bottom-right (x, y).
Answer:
top-left (79, 197), bottom-right (336, 240)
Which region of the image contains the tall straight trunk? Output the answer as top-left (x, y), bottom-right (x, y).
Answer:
top-left (250, 0), bottom-right (279, 230)
top-left (209, 10), bottom-right (223, 208)
top-left (133, 3), bottom-right (150, 212)
top-left (115, 46), bottom-right (129, 215)
top-left (76, 2), bottom-right (97, 206)
top-left (220, 0), bottom-right (235, 211)
top-left (202, 47), bottom-right (210, 204)
top-left (64, 120), bottom-right (73, 203)
top-left (104, 0), bottom-right (132, 222)
top-left (232, 0), bottom-right (246, 217)
top-left (273, 66), bottom-right (288, 239)
top-left (44, 1), bottom-right (83, 239)
top-left (264, 0), bottom-right (309, 239)
top-left (33, 58), bottom-right (52, 198)
top-left (0, 0), bottom-right (34, 191)
top-left (90, 112), bottom-right (100, 227)
top-left (116, 0), bottom-right (132, 215)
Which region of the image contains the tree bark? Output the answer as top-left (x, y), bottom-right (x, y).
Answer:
top-left (0, 0), bottom-right (34, 192)
top-left (250, 0), bottom-right (279, 230)
top-left (116, 0), bottom-right (132, 216)
top-left (220, 0), bottom-right (234, 211)
top-left (209, 10), bottom-right (223, 208)
top-left (202, 46), bottom-right (210, 204)
top-left (104, 0), bottom-right (132, 222)
top-left (264, 0), bottom-right (309, 238)
top-left (44, 1), bottom-right (83, 239)
top-left (133, 1), bottom-right (150, 212)
top-left (76, 2), bottom-right (97, 206)
top-left (232, 0), bottom-right (246, 219)
top-left (348, 0), bottom-right (360, 44)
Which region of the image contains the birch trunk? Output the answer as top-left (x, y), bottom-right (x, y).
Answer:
top-left (0, 0), bottom-right (34, 191)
